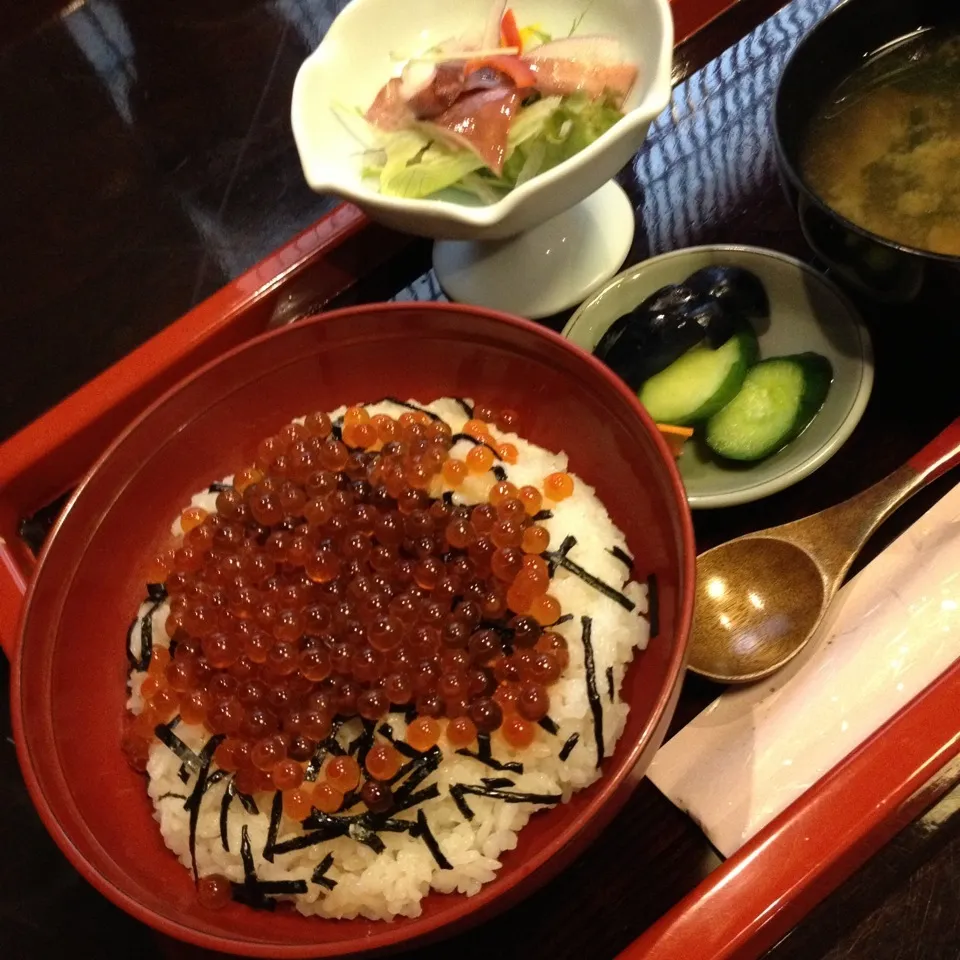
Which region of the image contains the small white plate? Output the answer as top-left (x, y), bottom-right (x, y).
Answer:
top-left (563, 245), bottom-right (875, 508)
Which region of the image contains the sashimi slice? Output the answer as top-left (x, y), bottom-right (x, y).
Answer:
top-left (524, 35), bottom-right (638, 105)
top-left (525, 57), bottom-right (637, 106)
top-left (462, 65), bottom-right (509, 93)
top-left (365, 78), bottom-right (413, 131)
top-left (465, 54), bottom-right (537, 88)
top-left (420, 87), bottom-right (520, 175)
top-left (407, 62), bottom-right (467, 119)
top-left (525, 35), bottom-right (626, 62)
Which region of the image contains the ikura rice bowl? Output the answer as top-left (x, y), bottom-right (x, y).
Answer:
top-left (123, 397), bottom-right (654, 919)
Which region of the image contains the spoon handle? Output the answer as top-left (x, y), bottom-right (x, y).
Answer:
top-left (781, 417), bottom-right (960, 583)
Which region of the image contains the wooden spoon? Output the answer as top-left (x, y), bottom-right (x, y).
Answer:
top-left (689, 417), bottom-right (960, 683)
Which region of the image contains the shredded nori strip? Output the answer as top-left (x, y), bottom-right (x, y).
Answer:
top-left (545, 534), bottom-right (577, 576)
top-left (441, 491), bottom-right (455, 507)
top-left (312, 853), bottom-right (337, 889)
top-left (452, 750), bottom-right (524, 772)
top-left (349, 822), bottom-right (386, 854)
top-left (403, 703), bottom-right (419, 724)
top-left (276, 806), bottom-right (421, 857)
top-left (456, 732), bottom-right (523, 773)
top-left (331, 417), bottom-right (343, 442)
top-left (559, 733), bottom-right (580, 761)
top-left (266, 748), bottom-right (444, 862)
top-left (580, 617), bottom-right (605, 769)
top-left (547, 551), bottom-right (636, 612)
top-left (207, 481), bottom-right (232, 493)
top-left (647, 572), bottom-right (660, 638)
top-left (450, 785), bottom-right (475, 819)
top-left (392, 746), bottom-right (443, 804)
top-left (206, 769), bottom-right (228, 789)
top-left (449, 783), bottom-right (562, 821)
top-left (453, 398), bottom-right (474, 419)
top-left (392, 783), bottom-right (440, 813)
top-left (253, 879), bottom-right (309, 895)
top-left (532, 509), bottom-right (553, 522)
top-left (229, 825), bottom-right (307, 909)
top-left (146, 582), bottom-right (168, 603)
top-left (304, 719), bottom-right (344, 782)
top-left (450, 433), bottom-right (502, 460)
top-left (263, 791), bottom-right (284, 862)
top-left (219, 780), bottom-right (235, 852)
top-left (154, 720), bottom-right (201, 775)
top-left (237, 790), bottom-right (259, 815)
top-left (127, 596), bottom-right (164, 672)
top-left (548, 613), bottom-right (574, 627)
top-left (492, 465), bottom-right (508, 481)
top-left (178, 765), bottom-right (191, 784)
top-left (231, 887), bottom-right (276, 911)
top-left (609, 546), bottom-right (634, 569)
top-left (538, 716), bottom-right (559, 736)
top-left (240, 824), bottom-right (257, 879)
top-left (374, 818), bottom-right (419, 835)
top-left (481, 777), bottom-right (515, 789)
top-left (380, 397), bottom-right (442, 420)
top-left (416, 809), bottom-right (453, 869)
top-left (269, 824), bottom-right (346, 856)
top-left (606, 666), bottom-right (615, 700)
top-left (156, 792), bottom-right (187, 802)
top-left (183, 735), bottom-right (224, 808)
top-left (377, 723), bottom-right (420, 758)
top-left (347, 719), bottom-right (377, 767)
top-left (185, 734), bottom-right (225, 882)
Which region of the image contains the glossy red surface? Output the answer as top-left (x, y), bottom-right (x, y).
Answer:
top-left (909, 417), bottom-right (960, 483)
top-left (618, 659), bottom-right (960, 960)
top-left (10, 303), bottom-right (695, 957)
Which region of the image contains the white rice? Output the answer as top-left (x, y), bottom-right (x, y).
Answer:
top-left (127, 397), bottom-right (649, 919)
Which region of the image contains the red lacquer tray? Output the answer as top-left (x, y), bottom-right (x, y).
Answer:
top-left (2, 0), bottom-right (959, 956)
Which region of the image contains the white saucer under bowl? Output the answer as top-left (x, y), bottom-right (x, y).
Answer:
top-left (433, 180), bottom-right (634, 318)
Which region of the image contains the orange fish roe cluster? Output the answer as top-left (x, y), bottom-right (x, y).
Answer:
top-left (122, 403), bottom-right (568, 815)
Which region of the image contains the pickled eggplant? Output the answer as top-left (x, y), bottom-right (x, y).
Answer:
top-left (684, 266), bottom-right (769, 326)
top-left (593, 266), bottom-right (768, 390)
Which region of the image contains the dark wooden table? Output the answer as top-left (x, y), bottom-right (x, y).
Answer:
top-left (1, 2), bottom-right (958, 959)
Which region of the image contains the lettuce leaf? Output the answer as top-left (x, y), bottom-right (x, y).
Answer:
top-left (346, 91), bottom-right (621, 201)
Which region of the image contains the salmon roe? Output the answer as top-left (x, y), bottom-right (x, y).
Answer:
top-left (501, 714), bottom-right (537, 749)
top-left (406, 716), bottom-right (441, 752)
top-left (127, 404), bottom-right (574, 856)
top-left (521, 524), bottom-right (550, 554)
top-left (543, 472), bottom-right (575, 501)
top-left (283, 787), bottom-right (313, 821)
top-left (466, 445), bottom-right (494, 473)
top-left (312, 781), bottom-right (344, 814)
top-left (446, 716), bottom-right (478, 748)
top-left (325, 755), bottom-right (361, 792)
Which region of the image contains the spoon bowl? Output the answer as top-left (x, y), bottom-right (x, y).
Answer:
top-left (691, 538), bottom-right (825, 682)
top-left (688, 417), bottom-right (960, 683)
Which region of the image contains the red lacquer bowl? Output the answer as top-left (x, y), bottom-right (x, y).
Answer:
top-left (11, 303), bottom-right (694, 957)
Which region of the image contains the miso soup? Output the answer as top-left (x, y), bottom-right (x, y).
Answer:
top-left (800, 31), bottom-right (960, 257)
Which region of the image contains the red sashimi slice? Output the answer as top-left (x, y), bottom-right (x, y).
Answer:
top-left (421, 87), bottom-right (521, 175)
top-left (365, 77), bottom-right (414, 131)
top-left (407, 62), bottom-right (468, 120)
top-left (525, 57), bottom-right (637, 106)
